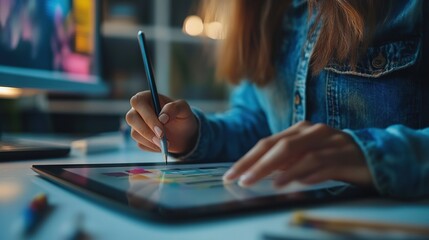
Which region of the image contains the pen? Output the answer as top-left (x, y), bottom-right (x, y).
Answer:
top-left (290, 211), bottom-right (429, 236)
top-left (137, 31), bottom-right (168, 165)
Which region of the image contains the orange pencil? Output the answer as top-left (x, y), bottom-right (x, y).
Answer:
top-left (290, 211), bottom-right (429, 236)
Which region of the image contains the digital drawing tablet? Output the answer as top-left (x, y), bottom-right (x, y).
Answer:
top-left (32, 162), bottom-right (369, 221)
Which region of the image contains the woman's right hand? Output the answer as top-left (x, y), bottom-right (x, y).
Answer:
top-left (126, 91), bottom-right (198, 155)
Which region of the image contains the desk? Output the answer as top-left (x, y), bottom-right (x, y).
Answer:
top-left (1, 146), bottom-right (429, 240)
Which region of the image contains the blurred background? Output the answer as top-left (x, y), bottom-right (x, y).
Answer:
top-left (0, 0), bottom-right (229, 136)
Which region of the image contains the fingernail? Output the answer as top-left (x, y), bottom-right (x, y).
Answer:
top-left (238, 173), bottom-right (254, 187)
top-left (159, 114), bottom-right (169, 124)
top-left (222, 169), bottom-right (236, 183)
top-left (152, 136), bottom-right (161, 148)
top-left (154, 126), bottom-right (163, 138)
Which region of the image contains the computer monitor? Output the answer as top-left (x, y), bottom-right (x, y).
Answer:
top-left (0, 0), bottom-right (106, 94)
top-left (0, 0), bottom-right (107, 160)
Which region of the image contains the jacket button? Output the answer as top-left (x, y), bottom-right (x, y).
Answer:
top-left (372, 53), bottom-right (386, 69)
top-left (294, 92), bottom-right (301, 105)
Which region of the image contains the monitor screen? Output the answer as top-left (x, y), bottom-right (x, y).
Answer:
top-left (0, 0), bottom-right (106, 94)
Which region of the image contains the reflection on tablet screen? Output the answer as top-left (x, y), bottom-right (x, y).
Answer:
top-left (65, 163), bottom-right (347, 209)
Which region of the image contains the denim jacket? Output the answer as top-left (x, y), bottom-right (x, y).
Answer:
top-left (180, 0), bottom-right (429, 198)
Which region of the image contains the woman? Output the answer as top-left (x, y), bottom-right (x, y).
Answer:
top-left (126, 0), bottom-right (429, 198)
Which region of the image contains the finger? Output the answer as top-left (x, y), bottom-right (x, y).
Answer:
top-left (126, 109), bottom-right (157, 143)
top-left (223, 123), bottom-right (308, 183)
top-left (224, 137), bottom-right (282, 183)
top-left (137, 143), bottom-right (159, 152)
top-left (159, 99), bottom-right (193, 124)
top-left (236, 140), bottom-right (290, 187)
top-left (222, 137), bottom-right (276, 183)
top-left (300, 166), bottom-right (372, 186)
top-left (131, 130), bottom-right (160, 152)
top-left (130, 92), bottom-right (165, 138)
top-left (299, 148), bottom-right (372, 186)
top-left (224, 182), bottom-right (254, 200)
top-left (234, 124), bottom-right (335, 186)
top-left (296, 169), bottom-right (334, 185)
top-left (274, 149), bottom-right (342, 187)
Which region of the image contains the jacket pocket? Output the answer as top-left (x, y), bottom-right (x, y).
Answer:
top-left (323, 38), bottom-right (423, 130)
top-left (324, 38), bottom-right (421, 78)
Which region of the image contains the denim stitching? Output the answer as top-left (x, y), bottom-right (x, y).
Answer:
top-left (325, 61), bottom-right (418, 78)
top-left (325, 39), bottom-right (421, 77)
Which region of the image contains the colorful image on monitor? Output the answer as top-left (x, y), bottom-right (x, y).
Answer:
top-left (0, 0), bottom-right (97, 81)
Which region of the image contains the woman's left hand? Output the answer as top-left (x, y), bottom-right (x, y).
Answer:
top-left (223, 121), bottom-right (374, 188)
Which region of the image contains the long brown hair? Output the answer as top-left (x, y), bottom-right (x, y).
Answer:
top-left (202, 0), bottom-right (389, 85)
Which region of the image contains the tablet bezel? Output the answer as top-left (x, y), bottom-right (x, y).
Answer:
top-left (32, 162), bottom-right (369, 221)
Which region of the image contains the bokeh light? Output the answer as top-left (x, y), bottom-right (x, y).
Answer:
top-left (0, 182), bottom-right (22, 202)
top-left (0, 87), bottom-right (22, 98)
top-left (205, 21), bottom-right (224, 39)
top-left (183, 15), bottom-right (204, 36)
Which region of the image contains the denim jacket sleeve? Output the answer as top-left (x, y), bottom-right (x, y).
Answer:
top-left (345, 126), bottom-right (429, 198)
top-left (176, 81), bottom-right (271, 162)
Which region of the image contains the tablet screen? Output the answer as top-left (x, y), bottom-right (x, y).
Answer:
top-left (33, 162), bottom-right (363, 220)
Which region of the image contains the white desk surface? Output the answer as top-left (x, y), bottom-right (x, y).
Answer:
top-left (1, 146), bottom-right (429, 240)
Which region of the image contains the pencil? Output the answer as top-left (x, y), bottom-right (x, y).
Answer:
top-left (290, 211), bottom-right (429, 236)
top-left (137, 31), bottom-right (168, 165)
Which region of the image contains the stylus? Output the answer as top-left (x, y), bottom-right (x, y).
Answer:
top-left (137, 31), bottom-right (168, 165)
